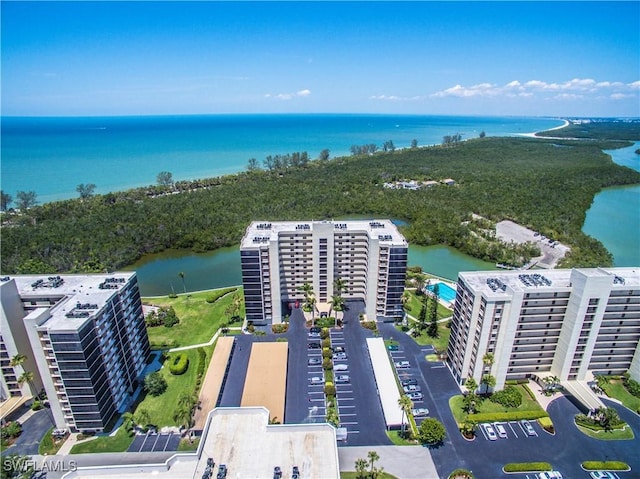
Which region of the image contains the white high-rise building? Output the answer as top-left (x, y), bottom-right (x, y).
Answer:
top-left (240, 220), bottom-right (408, 325)
top-left (0, 273), bottom-right (150, 432)
top-left (447, 267), bottom-right (640, 391)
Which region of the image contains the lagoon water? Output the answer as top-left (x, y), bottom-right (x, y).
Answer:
top-left (582, 142), bottom-right (640, 266)
top-left (1, 114), bottom-right (563, 203)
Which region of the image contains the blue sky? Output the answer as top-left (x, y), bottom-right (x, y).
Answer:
top-left (2, 1), bottom-right (638, 117)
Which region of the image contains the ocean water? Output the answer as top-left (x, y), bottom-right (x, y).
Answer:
top-left (1, 114), bottom-right (563, 203)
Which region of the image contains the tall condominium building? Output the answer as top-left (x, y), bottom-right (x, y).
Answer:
top-left (240, 220), bottom-right (408, 325)
top-left (447, 267), bottom-right (640, 391)
top-left (0, 273), bottom-right (150, 432)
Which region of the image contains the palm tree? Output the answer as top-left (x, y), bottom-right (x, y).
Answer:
top-left (178, 272), bottom-right (186, 294)
top-left (398, 395), bottom-right (414, 437)
top-left (482, 352), bottom-right (494, 372)
top-left (9, 354), bottom-right (27, 368)
top-left (122, 412), bottom-right (136, 435)
top-left (135, 408), bottom-right (151, 430)
top-left (481, 374), bottom-right (496, 395)
top-left (367, 450), bottom-right (380, 475)
top-left (354, 458), bottom-right (368, 479)
top-left (17, 371), bottom-right (34, 391)
top-left (173, 406), bottom-right (193, 430)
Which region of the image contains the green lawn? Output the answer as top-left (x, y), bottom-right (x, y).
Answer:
top-left (600, 380), bottom-right (640, 413)
top-left (70, 426), bottom-right (133, 454)
top-left (576, 424), bottom-right (635, 441)
top-left (143, 288), bottom-right (242, 348)
top-left (38, 427), bottom-right (65, 455)
top-left (397, 289), bottom-right (453, 353)
top-left (135, 346), bottom-right (213, 427)
top-left (449, 385), bottom-right (545, 425)
top-left (386, 430), bottom-right (417, 446)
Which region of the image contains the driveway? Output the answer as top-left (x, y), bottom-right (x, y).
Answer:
top-left (378, 323), bottom-right (640, 478)
top-left (1, 409), bottom-right (54, 457)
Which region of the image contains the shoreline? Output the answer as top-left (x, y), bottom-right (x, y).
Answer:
top-left (518, 118), bottom-right (570, 138)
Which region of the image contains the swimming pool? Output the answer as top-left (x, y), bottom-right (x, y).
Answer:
top-left (426, 282), bottom-right (457, 303)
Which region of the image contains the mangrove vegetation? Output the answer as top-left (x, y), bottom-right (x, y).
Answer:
top-left (1, 135), bottom-right (639, 275)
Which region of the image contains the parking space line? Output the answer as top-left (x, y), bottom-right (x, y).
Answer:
top-left (508, 422), bottom-right (519, 438)
top-left (339, 413), bottom-right (357, 417)
top-left (340, 421), bottom-right (358, 425)
top-left (339, 405), bottom-right (355, 409)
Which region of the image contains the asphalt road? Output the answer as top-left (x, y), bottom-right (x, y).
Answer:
top-left (378, 322), bottom-right (640, 479)
top-left (1, 409), bottom-right (54, 457)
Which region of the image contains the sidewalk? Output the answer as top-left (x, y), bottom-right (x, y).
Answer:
top-left (526, 379), bottom-right (566, 411)
top-left (56, 432), bottom-right (97, 455)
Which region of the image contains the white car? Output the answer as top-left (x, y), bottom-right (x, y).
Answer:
top-left (520, 419), bottom-right (536, 436)
top-left (590, 473), bottom-right (620, 479)
top-left (493, 422), bottom-right (508, 438)
top-left (538, 472), bottom-right (563, 479)
top-left (395, 361), bottom-right (410, 369)
top-left (403, 384), bottom-right (422, 393)
top-left (483, 423), bottom-right (497, 441)
top-left (335, 375), bottom-right (350, 384)
top-left (407, 392), bottom-right (423, 401)
top-left (309, 376), bottom-right (323, 385)
top-left (334, 363), bottom-right (348, 371)
top-left (411, 408), bottom-right (429, 417)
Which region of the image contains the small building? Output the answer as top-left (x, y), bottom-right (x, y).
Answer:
top-left (442, 178), bottom-right (456, 186)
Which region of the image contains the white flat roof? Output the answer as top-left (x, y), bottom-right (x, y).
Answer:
top-left (1, 273), bottom-right (136, 331)
top-left (63, 407), bottom-right (340, 479)
top-left (459, 267), bottom-right (639, 298)
top-left (241, 219), bottom-right (407, 248)
top-left (366, 338), bottom-right (404, 428)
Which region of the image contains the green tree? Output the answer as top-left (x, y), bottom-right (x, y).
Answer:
top-left (9, 354), bottom-right (27, 369)
top-left (417, 300), bottom-right (427, 331)
top-left (367, 450), bottom-right (380, 475)
top-left (479, 130), bottom-right (486, 138)
top-left (14, 191), bottom-right (37, 210)
top-left (144, 372), bottom-right (167, 396)
top-left (246, 158), bottom-right (260, 172)
top-left (481, 374), bottom-right (496, 395)
top-left (1, 190), bottom-right (12, 211)
top-left (76, 183), bottom-right (96, 200)
top-left (156, 171), bottom-right (174, 188)
top-left (173, 406), bottom-right (193, 429)
top-left (122, 412), bottom-right (136, 435)
top-left (465, 377), bottom-right (478, 394)
top-left (398, 395), bottom-right (414, 437)
top-left (17, 371), bottom-right (34, 396)
top-left (319, 149), bottom-right (330, 161)
top-left (135, 408), bottom-right (151, 429)
top-left (418, 417), bottom-right (446, 446)
top-left (410, 139), bottom-right (418, 148)
top-left (354, 458), bottom-right (368, 479)
top-left (427, 283), bottom-right (439, 337)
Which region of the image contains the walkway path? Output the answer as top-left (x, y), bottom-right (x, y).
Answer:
top-left (167, 327), bottom-right (241, 352)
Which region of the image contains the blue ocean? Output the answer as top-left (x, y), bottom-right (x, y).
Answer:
top-left (1, 114), bottom-right (563, 203)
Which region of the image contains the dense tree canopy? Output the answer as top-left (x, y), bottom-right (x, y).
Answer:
top-left (1, 136), bottom-right (638, 274)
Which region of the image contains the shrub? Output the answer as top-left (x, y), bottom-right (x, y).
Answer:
top-left (448, 469), bottom-right (474, 479)
top-left (320, 328), bottom-right (330, 340)
top-left (1, 422), bottom-right (22, 439)
top-left (538, 416), bottom-right (555, 434)
top-left (361, 321), bottom-right (377, 331)
top-left (324, 382), bottom-right (336, 396)
top-left (468, 411), bottom-right (548, 423)
top-left (322, 348), bottom-right (333, 359)
top-left (271, 323), bottom-right (288, 334)
top-left (144, 372), bottom-right (168, 396)
top-left (30, 400), bottom-right (43, 411)
top-left (418, 418), bottom-right (446, 445)
top-left (205, 287), bottom-right (237, 303)
top-left (623, 375), bottom-right (640, 398)
top-left (503, 463), bottom-right (552, 472)
top-left (490, 385), bottom-right (522, 408)
top-left (582, 461), bottom-right (629, 471)
top-left (196, 348), bottom-right (206, 378)
top-left (322, 338), bottom-right (331, 349)
top-left (323, 358), bottom-right (333, 370)
top-left (168, 353), bottom-right (189, 375)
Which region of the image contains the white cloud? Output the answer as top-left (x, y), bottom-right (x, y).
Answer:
top-left (265, 89), bottom-right (311, 100)
top-left (430, 78), bottom-right (638, 100)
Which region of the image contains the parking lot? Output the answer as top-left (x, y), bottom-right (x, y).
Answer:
top-left (330, 328), bottom-right (360, 437)
top-left (478, 420), bottom-right (541, 441)
top-left (127, 431), bottom-right (182, 452)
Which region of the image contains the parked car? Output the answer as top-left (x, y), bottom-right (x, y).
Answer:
top-left (334, 363), bottom-right (348, 371)
top-left (332, 346), bottom-right (345, 353)
top-left (538, 472), bottom-right (563, 479)
top-left (401, 378), bottom-right (418, 387)
top-left (332, 352), bottom-right (347, 360)
top-left (216, 465), bottom-right (227, 479)
top-left (590, 473), bottom-right (620, 479)
top-left (520, 419), bottom-right (536, 436)
top-left (308, 327), bottom-right (321, 338)
top-left (411, 408), bottom-right (429, 417)
top-left (307, 342), bottom-right (321, 349)
top-left (335, 375), bottom-right (350, 383)
top-left (403, 384), bottom-right (421, 393)
top-left (273, 466), bottom-right (282, 479)
top-left (493, 422), bottom-right (508, 438)
top-left (207, 458), bottom-right (215, 468)
top-left (387, 343), bottom-right (399, 351)
top-left (395, 361), bottom-right (410, 369)
top-left (483, 423), bottom-right (498, 441)
top-left (292, 466), bottom-right (300, 479)
top-left (307, 357), bottom-right (321, 366)
top-left (407, 392), bottom-right (423, 401)
top-left (309, 376), bottom-right (323, 385)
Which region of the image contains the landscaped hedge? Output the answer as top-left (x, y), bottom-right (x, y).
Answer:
top-left (468, 411), bottom-right (548, 423)
top-left (271, 323), bottom-right (288, 334)
top-left (538, 416), bottom-right (555, 434)
top-left (503, 462), bottom-right (552, 472)
top-left (582, 461), bottom-right (629, 471)
top-left (168, 353), bottom-right (189, 375)
top-left (505, 379), bottom-right (529, 385)
top-left (205, 287), bottom-right (237, 303)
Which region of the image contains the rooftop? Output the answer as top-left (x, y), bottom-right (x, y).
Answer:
top-left (241, 219), bottom-right (407, 248)
top-left (1, 273), bottom-right (136, 331)
top-left (459, 267), bottom-right (640, 297)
